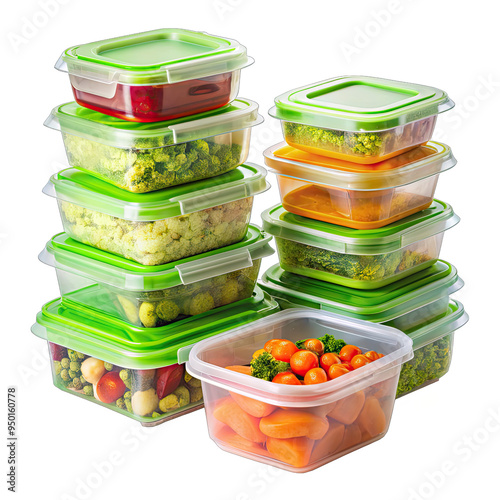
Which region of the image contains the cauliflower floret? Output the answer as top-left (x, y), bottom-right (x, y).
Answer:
top-left (156, 300), bottom-right (181, 322)
top-left (188, 292), bottom-right (215, 316)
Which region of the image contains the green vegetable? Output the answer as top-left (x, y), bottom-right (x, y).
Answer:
top-left (115, 397), bottom-right (126, 410)
top-left (397, 335), bottom-right (452, 397)
top-left (151, 411), bottom-right (162, 419)
top-left (158, 386), bottom-right (190, 413)
top-left (61, 358), bottom-right (70, 370)
top-left (60, 369), bottom-right (70, 382)
top-left (119, 369), bottom-right (132, 390)
top-left (123, 391), bottom-right (132, 401)
top-left (283, 122), bottom-right (384, 157)
top-left (53, 361), bottom-right (62, 376)
top-left (104, 362), bottom-right (113, 371)
top-left (62, 133), bottom-right (243, 193)
top-left (67, 349), bottom-right (82, 362)
top-left (250, 352), bottom-right (290, 381)
top-left (83, 385), bottom-right (94, 396)
top-left (60, 196), bottom-right (253, 266)
top-left (277, 238), bottom-right (431, 283)
top-left (69, 361), bottom-right (81, 372)
top-left (296, 334), bottom-right (346, 354)
top-left (72, 377), bottom-right (83, 390)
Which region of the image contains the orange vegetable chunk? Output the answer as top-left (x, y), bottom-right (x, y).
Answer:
top-left (327, 391), bottom-right (365, 425)
top-left (338, 423), bottom-right (363, 452)
top-left (213, 397), bottom-right (266, 443)
top-left (260, 409), bottom-right (329, 440)
top-left (357, 397), bottom-right (387, 438)
top-left (266, 436), bottom-right (314, 468)
top-left (225, 365), bottom-right (252, 376)
top-left (310, 420), bottom-right (345, 463)
top-left (230, 392), bottom-right (276, 418)
top-left (215, 426), bottom-right (270, 456)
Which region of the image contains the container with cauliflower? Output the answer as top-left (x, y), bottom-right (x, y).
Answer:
top-left (264, 142), bottom-right (456, 229)
top-left (43, 164), bottom-right (269, 266)
top-left (45, 99), bottom-right (263, 193)
top-left (39, 226), bottom-right (274, 328)
top-left (269, 76), bottom-right (454, 164)
top-left (31, 289), bottom-right (279, 425)
top-left (262, 202), bottom-right (459, 289)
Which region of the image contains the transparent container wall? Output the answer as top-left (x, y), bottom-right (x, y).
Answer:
top-left (47, 342), bottom-right (203, 426)
top-left (57, 197), bottom-right (253, 266)
top-left (275, 232), bottom-right (444, 289)
top-left (56, 259), bottom-right (261, 328)
top-left (69, 69), bottom-right (241, 122)
top-left (61, 128), bottom-right (251, 194)
top-left (196, 314), bottom-right (401, 472)
top-left (277, 175), bottom-right (438, 229)
top-left (396, 333), bottom-right (454, 398)
top-left (282, 116), bottom-right (437, 164)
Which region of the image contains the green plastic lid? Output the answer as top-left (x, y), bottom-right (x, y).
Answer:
top-left (43, 163), bottom-right (269, 222)
top-left (261, 201), bottom-right (459, 255)
top-left (44, 99), bottom-right (263, 149)
top-left (270, 76), bottom-right (454, 132)
top-left (40, 226), bottom-right (274, 290)
top-left (260, 261), bottom-right (464, 323)
top-left (31, 287), bottom-right (279, 370)
top-left (55, 29), bottom-right (252, 85)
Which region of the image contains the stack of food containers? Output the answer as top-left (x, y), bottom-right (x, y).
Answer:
top-left (32, 29), bottom-right (280, 426)
top-left (260, 75), bottom-right (468, 398)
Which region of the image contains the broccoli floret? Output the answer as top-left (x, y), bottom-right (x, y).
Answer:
top-left (119, 369), bottom-right (132, 390)
top-left (104, 362), bottom-right (113, 371)
top-left (60, 357), bottom-right (70, 370)
top-left (68, 369), bottom-right (78, 379)
top-left (115, 397), bottom-right (126, 410)
top-left (250, 352), bottom-right (290, 381)
top-left (151, 411), bottom-right (162, 419)
top-left (156, 300), bottom-right (181, 322)
top-left (83, 385), bottom-right (94, 397)
top-left (188, 292), bottom-right (215, 316)
top-left (72, 377), bottom-right (83, 390)
top-left (60, 369), bottom-right (71, 382)
top-left (69, 361), bottom-right (81, 373)
top-left (123, 391), bottom-right (132, 401)
top-left (53, 361), bottom-right (62, 376)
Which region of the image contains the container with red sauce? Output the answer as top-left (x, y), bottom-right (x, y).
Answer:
top-left (55, 29), bottom-right (253, 122)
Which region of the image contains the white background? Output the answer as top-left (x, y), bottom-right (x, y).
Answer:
top-left (2, 0), bottom-right (499, 499)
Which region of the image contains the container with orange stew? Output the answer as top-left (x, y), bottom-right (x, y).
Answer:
top-left (186, 309), bottom-right (412, 472)
top-left (264, 141), bottom-right (456, 229)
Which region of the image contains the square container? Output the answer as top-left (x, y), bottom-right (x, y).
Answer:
top-left (260, 260), bottom-right (463, 332)
top-left (55, 29), bottom-right (253, 122)
top-left (43, 164), bottom-right (269, 266)
top-left (40, 226), bottom-right (274, 328)
top-left (261, 202), bottom-right (459, 289)
top-left (269, 76), bottom-right (453, 163)
top-left (264, 141), bottom-right (456, 229)
top-left (31, 288), bottom-right (279, 426)
top-left (44, 99), bottom-right (263, 193)
top-left (186, 309), bottom-right (412, 472)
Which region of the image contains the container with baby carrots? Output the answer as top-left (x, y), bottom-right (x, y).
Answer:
top-left (187, 309), bottom-right (412, 472)
top-left (269, 76), bottom-right (453, 163)
top-left (264, 141), bottom-right (456, 229)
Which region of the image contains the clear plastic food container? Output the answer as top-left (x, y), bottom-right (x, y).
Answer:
top-left (31, 288), bottom-right (279, 426)
top-left (264, 141), bottom-right (456, 229)
top-left (269, 76), bottom-right (454, 163)
top-left (43, 164), bottom-right (269, 265)
top-left (261, 202), bottom-right (459, 289)
top-left (40, 226), bottom-right (274, 328)
top-left (396, 300), bottom-right (468, 397)
top-left (186, 309), bottom-right (412, 472)
top-left (260, 260), bottom-right (463, 332)
top-left (44, 99), bottom-right (263, 193)
top-left (55, 29), bottom-right (253, 122)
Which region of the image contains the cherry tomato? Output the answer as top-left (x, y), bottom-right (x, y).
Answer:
top-left (304, 368), bottom-right (328, 385)
top-left (252, 348), bottom-right (266, 359)
top-left (290, 350), bottom-right (319, 377)
top-left (272, 371), bottom-right (301, 385)
top-left (328, 364), bottom-right (350, 380)
top-left (264, 339), bottom-right (283, 353)
top-left (339, 362), bottom-right (354, 372)
top-left (95, 371), bottom-right (127, 403)
top-left (320, 352), bottom-right (341, 372)
top-left (350, 354), bottom-right (370, 370)
top-left (303, 338), bottom-right (325, 357)
top-left (271, 340), bottom-right (299, 363)
top-left (339, 345), bottom-right (362, 363)
top-left (364, 351), bottom-right (380, 362)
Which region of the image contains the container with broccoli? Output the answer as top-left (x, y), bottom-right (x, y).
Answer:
top-left (43, 164), bottom-right (269, 266)
top-left (39, 226), bottom-right (274, 328)
top-left (31, 289), bottom-right (280, 425)
top-left (262, 202), bottom-right (459, 289)
top-left (45, 99), bottom-right (263, 193)
top-left (269, 76), bottom-right (453, 164)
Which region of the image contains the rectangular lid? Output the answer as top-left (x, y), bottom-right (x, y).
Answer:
top-left (43, 163), bottom-right (269, 221)
top-left (40, 226), bottom-right (274, 290)
top-left (56, 28), bottom-right (253, 85)
top-left (31, 287), bottom-right (279, 370)
top-left (261, 201), bottom-right (459, 255)
top-left (260, 261), bottom-right (464, 322)
top-left (269, 76), bottom-right (454, 132)
top-left (44, 99), bottom-right (263, 149)
top-left (264, 141), bottom-right (456, 190)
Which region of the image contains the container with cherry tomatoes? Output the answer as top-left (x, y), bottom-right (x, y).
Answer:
top-left (186, 309), bottom-right (412, 472)
top-left (31, 289), bottom-right (278, 426)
